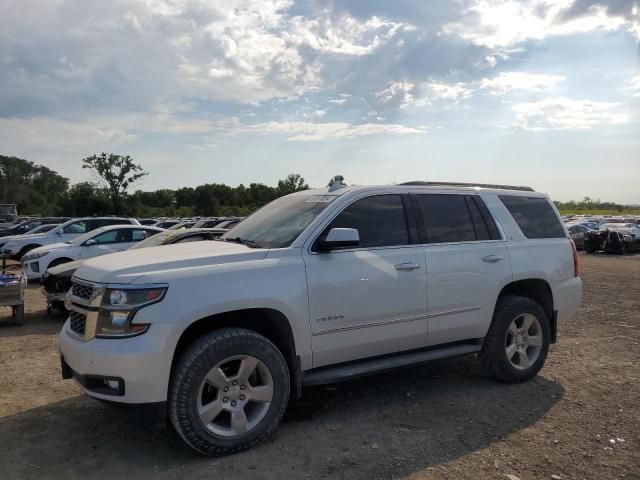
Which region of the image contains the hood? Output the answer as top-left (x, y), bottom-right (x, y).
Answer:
top-left (46, 259), bottom-right (84, 277)
top-left (74, 240), bottom-right (268, 284)
top-left (31, 242), bottom-right (71, 253)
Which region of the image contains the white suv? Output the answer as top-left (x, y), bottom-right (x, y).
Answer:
top-left (3, 217), bottom-right (140, 260)
top-left (59, 182), bottom-right (582, 455)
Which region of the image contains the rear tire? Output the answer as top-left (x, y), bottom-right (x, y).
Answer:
top-left (13, 304), bottom-right (24, 326)
top-left (481, 295), bottom-right (550, 383)
top-left (169, 328), bottom-right (290, 456)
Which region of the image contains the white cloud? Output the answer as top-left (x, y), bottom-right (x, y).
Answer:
top-left (479, 72), bottom-right (565, 95)
top-left (443, 0), bottom-right (633, 47)
top-left (625, 74), bottom-right (640, 97)
top-left (328, 98), bottom-right (348, 105)
top-left (418, 82), bottom-right (473, 105)
top-left (375, 81), bottom-right (416, 109)
top-left (238, 120), bottom-right (426, 142)
top-left (375, 80), bottom-right (472, 109)
top-left (512, 97), bottom-right (630, 130)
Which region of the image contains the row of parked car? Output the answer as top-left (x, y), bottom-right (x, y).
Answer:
top-left (0, 215), bottom-right (245, 313)
top-left (564, 215), bottom-right (640, 254)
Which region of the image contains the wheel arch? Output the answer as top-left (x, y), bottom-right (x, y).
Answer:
top-left (495, 278), bottom-right (555, 341)
top-left (170, 308), bottom-right (300, 397)
top-left (18, 244), bottom-right (42, 257)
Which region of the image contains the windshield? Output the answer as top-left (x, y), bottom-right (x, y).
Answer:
top-left (128, 230), bottom-right (175, 250)
top-left (221, 194), bottom-right (336, 248)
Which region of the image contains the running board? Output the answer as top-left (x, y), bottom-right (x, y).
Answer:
top-left (302, 343), bottom-right (481, 386)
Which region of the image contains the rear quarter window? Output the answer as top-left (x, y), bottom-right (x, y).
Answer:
top-left (499, 195), bottom-right (566, 239)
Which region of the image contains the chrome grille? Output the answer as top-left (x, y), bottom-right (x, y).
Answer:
top-left (71, 281), bottom-right (93, 301)
top-left (69, 311), bottom-right (86, 336)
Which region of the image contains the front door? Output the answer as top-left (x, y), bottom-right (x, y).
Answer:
top-left (303, 194), bottom-right (428, 368)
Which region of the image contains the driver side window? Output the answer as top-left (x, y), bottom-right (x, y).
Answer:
top-left (321, 195), bottom-right (410, 249)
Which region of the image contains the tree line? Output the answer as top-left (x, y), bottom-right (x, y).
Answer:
top-left (0, 154), bottom-right (312, 218)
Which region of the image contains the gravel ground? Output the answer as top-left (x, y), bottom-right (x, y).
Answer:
top-left (0, 253), bottom-right (638, 480)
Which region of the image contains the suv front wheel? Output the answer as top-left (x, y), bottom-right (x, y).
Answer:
top-left (169, 328), bottom-right (290, 456)
top-left (481, 295), bottom-right (550, 383)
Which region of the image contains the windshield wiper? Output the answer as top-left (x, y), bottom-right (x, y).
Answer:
top-left (224, 237), bottom-right (262, 248)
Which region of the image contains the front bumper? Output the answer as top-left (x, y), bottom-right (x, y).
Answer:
top-left (22, 260), bottom-right (43, 280)
top-left (59, 319), bottom-right (174, 403)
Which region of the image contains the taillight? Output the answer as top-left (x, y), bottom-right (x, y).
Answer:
top-left (569, 239), bottom-right (579, 277)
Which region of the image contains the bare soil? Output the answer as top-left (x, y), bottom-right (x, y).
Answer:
top-left (0, 253), bottom-right (638, 480)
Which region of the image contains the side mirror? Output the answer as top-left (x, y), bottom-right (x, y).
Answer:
top-left (84, 239), bottom-right (97, 246)
top-left (317, 228), bottom-right (360, 252)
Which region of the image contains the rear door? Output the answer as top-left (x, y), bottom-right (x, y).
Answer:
top-left (412, 193), bottom-right (513, 346)
top-left (303, 193), bottom-right (428, 367)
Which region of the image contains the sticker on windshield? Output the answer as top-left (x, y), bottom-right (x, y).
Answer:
top-left (305, 195), bottom-right (336, 203)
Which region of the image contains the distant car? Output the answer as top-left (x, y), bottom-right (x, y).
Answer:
top-left (2, 217), bottom-right (140, 259)
top-left (579, 222), bottom-right (599, 230)
top-left (22, 225), bottom-right (163, 280)
top-left (0, 223), bottom-right (59, 251)
top-left (138, 218), bottom-right (159, 226)
top-left (154, 219), bottom-right (180, 229)
top-left (193, 217), bottom-right (231, 228)
top-left (168, 221), bottom-right (196, 230)
top-left (42, 228), bottom-right (222, 311)
top-left (0, 217), bottom-right (66, 238)
top-left (567, 224), bottom-right (591, 249)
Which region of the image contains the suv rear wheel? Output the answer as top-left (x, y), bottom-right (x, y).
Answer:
top-left (169, 328), bottom-right (290, 456)
top-left (481, 295), bottom-right (550, 383)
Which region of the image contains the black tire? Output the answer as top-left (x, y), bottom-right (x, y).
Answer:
top-left (481, 295), bottom-right (550, 383)
top-left (169, 328), bottom-right (290, 456)
top-left (13, 304), bottom-right (24, 326)
top-left (47, 257), bottom-right (73, 270)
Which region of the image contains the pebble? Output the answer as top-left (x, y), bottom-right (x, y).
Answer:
top-left (371, 443), bottom-right (379, 449)
top-left (552, 475), bottom-right (562, 480)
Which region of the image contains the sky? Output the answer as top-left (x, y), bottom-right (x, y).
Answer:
top-left (1, 0), bottom-right (639, 203)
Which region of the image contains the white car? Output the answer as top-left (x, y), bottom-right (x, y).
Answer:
top-left (3, 217), bottom-right (139, 260)
top-left (0, 223), bottom-right (60, 249)
top-left (22, 225), bottom-right (162, 280)
top-left (60, 182), bottom-right (582, 455)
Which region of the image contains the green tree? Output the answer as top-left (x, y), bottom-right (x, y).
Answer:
top-left (82, 153), bottom-right (148, 213)
top-left (328, 174), bottom-right (344, 187)
top-left (277, 173), bottom-right (309, 196)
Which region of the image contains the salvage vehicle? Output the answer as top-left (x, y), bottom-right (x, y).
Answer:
top-left (23, 225), bottom-right (162, 280)
top-left (2, 217), bottom-right (139, 260)
top-left (584, 227), bottom-right (640, 254)
top-left (42, 228), bottom-right (225, 312)
top-left (59, 182), bottom-right (582, 456)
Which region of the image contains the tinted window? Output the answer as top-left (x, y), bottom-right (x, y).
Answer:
top-left (326, 195), bottom-right (409, 248)
top-left (91, 230), bottom-right (119, 244)
top-left (131, 229), bottom-right (152, 241)
top-left (94, 219), bottom-right (129, 228)
top-left (415, 194), bottom-right (476, 243)
top-left (500, 196), bottom-right (566, 239)
top-left (63, 221), bottom-right (88, 234)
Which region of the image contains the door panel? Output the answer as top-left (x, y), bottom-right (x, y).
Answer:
top-left (305, 247), bottom-right (427, 367)
top-left (423, 242), bottom-right (512, 346)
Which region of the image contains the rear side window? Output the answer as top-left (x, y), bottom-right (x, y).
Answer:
top-left (414, 194), bottom-right (500, 243)
top-left (499, 195), bottom-right (565, 239)
top-left (327, 194), bottom-right (409, 248)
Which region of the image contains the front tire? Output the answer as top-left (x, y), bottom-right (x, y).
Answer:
top-left (481, 295), bottom-right (550, 383)
top-left (169, 328), bottom-right (290, 456)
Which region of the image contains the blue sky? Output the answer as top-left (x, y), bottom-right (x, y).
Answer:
top-left (1, 0), bottom-right (639, 203)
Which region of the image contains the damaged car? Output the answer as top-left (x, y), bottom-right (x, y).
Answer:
top-left (584, 227), bottom-right (640, 255)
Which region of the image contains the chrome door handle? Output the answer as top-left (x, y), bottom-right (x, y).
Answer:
top-left (395, 262), bottom-right (421, 271)
top-left (482, 254), bottom-right (504, 263)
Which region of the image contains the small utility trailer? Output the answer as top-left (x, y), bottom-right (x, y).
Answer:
top-left (0, 252), bottom-right (26, 326)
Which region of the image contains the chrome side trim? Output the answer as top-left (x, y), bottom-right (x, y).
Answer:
top-left (313, 313), bottom-right (428, 336)
top-left (312, 306), bottom-right (482, 336)
top-left (426, 306), bottom-right (482, 318)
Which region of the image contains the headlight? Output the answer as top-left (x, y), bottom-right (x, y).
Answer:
top-left (95, 286), bottom-right (167, 338)
top-left (22, 251), bottom-right (48, 261)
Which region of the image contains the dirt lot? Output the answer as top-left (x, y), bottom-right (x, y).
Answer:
top-left (0, 253), bottom-right (638, 480)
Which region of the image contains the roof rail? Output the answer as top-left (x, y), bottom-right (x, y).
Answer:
top-left (398, 181), bottom-right (535, 192)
